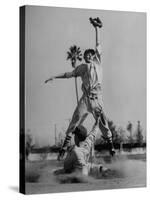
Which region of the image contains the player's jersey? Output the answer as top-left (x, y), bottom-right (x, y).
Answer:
top-left (65, 44), bottom-right (102, 96)
top-left (64, 124), bottom-right (99, 174)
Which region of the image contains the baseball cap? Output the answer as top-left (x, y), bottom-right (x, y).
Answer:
top-left (73, 125), bottom-right (87, 142)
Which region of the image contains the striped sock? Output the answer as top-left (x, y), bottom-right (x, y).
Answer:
top-left (63, 135), bottom-right (72, 148)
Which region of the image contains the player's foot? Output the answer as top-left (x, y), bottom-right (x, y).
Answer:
top-left (109, 148), bottom-right (116, 157)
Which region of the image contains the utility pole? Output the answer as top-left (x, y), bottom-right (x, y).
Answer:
top-left (54, 123), bottom-right (57, 146)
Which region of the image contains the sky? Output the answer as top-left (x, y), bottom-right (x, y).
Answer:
top-left (25, 6), bottom-right (146, 146)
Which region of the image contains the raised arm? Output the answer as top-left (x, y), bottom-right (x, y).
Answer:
top-left (95, 27), bottom-right (99, 47)
top-left (95, 27), bottom-right (102, 61)
top-left (89, 17), bottom-right (103, 61)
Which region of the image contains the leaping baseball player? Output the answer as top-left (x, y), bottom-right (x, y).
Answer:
top-left (45, 17), bottom-right (115, 160)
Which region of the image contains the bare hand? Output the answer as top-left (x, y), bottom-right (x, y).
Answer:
top-left (44, 77), bottom-right (54, 84)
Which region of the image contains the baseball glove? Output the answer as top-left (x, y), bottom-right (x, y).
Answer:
top-left (89, 17), bottom-right (103, 28)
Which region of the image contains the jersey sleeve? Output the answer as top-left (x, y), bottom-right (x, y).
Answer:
top-left (64, 64), bottom-right (85, 78)
top-left (72, 64), bottom-right (85, 77)
top-left (95, 44), bottom-right (102, 62)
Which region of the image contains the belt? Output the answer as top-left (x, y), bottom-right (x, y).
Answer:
top-left (88, 93), bottom-right (98, 100)
top-left (82, 84), bottom-right (102, 97)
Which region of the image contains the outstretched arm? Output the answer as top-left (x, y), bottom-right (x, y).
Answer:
top-left (45, 64), bottom-right (83, 84)
top-left (45, 71), bottom-right (75, 84)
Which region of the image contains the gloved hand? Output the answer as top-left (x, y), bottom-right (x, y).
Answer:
top-left (89, 17), bottom-right (103, 28)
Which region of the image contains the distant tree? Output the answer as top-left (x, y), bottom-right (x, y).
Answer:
top-left (25, 133), bottom-right (33, 160)
top-left (67, 45), bottom-right (82, 104)
top-left (126, 121), bottom-right (133, 143)
top-left (117, 127), bottom-right (126, 143)
top-left (108, 120), bottom-right (118, 143)
top-left (108, 120), bottom-right (117, 134)
top-left (116, 127), bottom-right (126, 150)
top-left (135, 121), bottom-right (143, 145)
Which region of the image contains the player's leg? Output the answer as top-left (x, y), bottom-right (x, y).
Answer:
top-left (88, 95), bottom-right (115, 156)
top-left (58, 96), bottom-right (89, 160)
top-left (65, 95), bottom-right (88, 134)
top-left (98, 111), bottom-right (115, 156)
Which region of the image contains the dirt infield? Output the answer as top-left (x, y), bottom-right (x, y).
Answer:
top-left (25, 154), bottom-right (146, 194)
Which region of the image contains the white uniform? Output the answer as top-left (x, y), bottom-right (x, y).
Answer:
top-left (64, 124), bottom-right (102, 175)
top-left (63, 44), bottom-right (112, 149)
